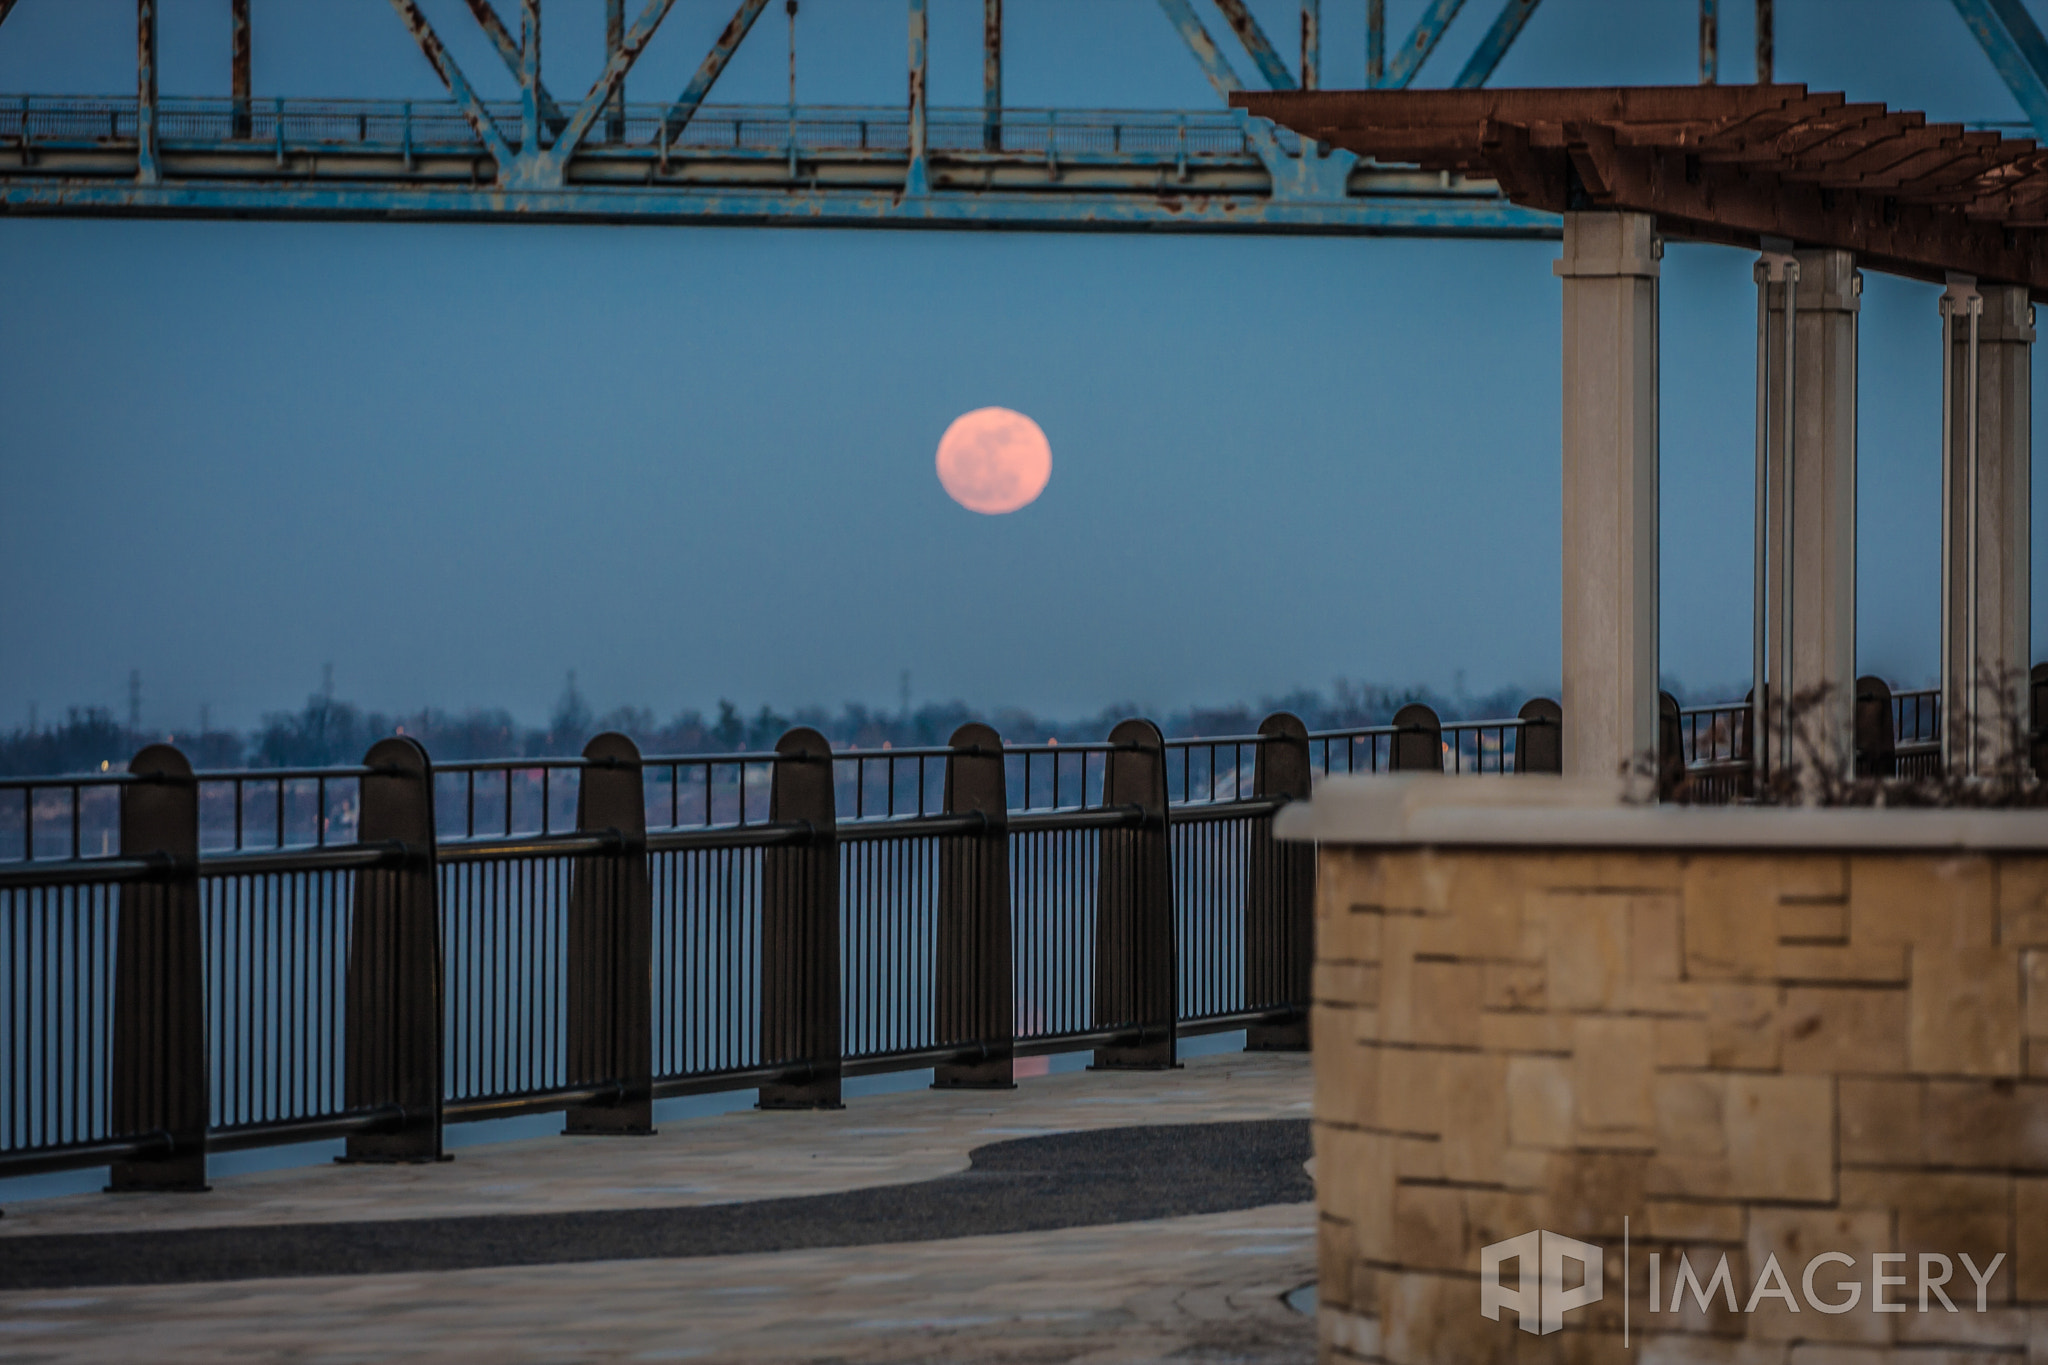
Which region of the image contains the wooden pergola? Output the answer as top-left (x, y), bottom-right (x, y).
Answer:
top-left (1233, 84), bottom-right (2047, 295)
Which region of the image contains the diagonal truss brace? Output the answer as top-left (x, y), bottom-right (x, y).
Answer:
top-left (388, 0), bottom-right (677, 189)
top-left (386, 0), bottom-right (514, 167)
top-left (1211, 0), bottom-right (1297, 90)
top-left (1156, 0), bottom-right (1243, 99)
top-left (661, 0), bottom-right (773, 143)
top-left (463, 0), bottom-right (566, 134)
top-left (1454, 0), bottom-right (1543, 88)
top-left (1384, 0), bottom-right (1467, 89)
top-left (1951, 0), bottom-right (2048, 141)
top-left (1156, 0), bottom-right (1354, 203)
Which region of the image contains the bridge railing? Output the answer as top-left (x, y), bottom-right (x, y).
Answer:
top-left (0, 94), bottom-right (1269, 165)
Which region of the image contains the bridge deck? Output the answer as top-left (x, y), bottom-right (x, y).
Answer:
top-left (0, 1049), bottom-right (1314, 1363)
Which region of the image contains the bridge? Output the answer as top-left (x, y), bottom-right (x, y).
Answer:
top-left (1, 0), bottom-right (2043, 233)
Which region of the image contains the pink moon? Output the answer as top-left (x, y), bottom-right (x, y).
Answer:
top-left (935, 407), bottom-right (1051, 515)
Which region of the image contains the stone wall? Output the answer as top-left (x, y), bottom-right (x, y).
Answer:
top-left (1312, 844), bottom-right (2048, 1363)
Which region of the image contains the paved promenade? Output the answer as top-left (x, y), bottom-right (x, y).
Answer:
top-left (0, 1050), bottom-right (1314, 1363)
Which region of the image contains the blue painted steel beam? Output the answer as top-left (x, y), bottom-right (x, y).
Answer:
top-left (0, 179), bottom-right (1558, 237)
top-left (1452, 0), bottom-right (1542, 89)
top-left (663, 0), bottom-right (772, 141)
top-left (1384, 0), bottom-right (1467, 89)
top-left (1156, 0), bottom-right (1243, 99)
top-left (1212, 0), bottom-right (1298, 90)
top-left (1952, 0), bottom-right (2048, 141)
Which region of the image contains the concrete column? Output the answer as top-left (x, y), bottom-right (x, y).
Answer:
top-left (1555, 212), bottom-right (1661, 781)
top-left (1941, 278), bottom-right (2035, 772)
top-left (1761, 249), bottom-right (1859, 779)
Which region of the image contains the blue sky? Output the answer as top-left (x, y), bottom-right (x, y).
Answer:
top-left (0, 0), bottom-right (2038, 731)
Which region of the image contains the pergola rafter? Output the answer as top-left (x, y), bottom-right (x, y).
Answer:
top-left (1235, 84), bottom-right (2048, 294)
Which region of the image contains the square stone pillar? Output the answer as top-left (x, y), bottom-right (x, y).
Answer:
top-left (1942, 278), bottom-right (2035, 772)
top-left (1761, 249), bottom-right (1859, 779)
top-left (1556, 212), bottom-right (1660, 781)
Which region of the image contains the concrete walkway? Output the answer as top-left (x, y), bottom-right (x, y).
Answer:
top-left (0, 1050), bottom-right (1314, 1363)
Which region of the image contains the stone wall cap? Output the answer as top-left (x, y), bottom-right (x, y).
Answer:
top-left (1274, 775), bottom-right (2048, 850)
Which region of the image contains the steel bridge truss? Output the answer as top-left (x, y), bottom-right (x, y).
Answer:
top-left (0, 0), bottom-right (1556, 235)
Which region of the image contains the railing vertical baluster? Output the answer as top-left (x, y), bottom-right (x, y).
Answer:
top-left (934, 723), bottom-right (1012, 1088)
top-left (108, 743), bottom-right (206, 1190)
top-left (340, 736), bottom-right (442, 1163)
top-left (1245, 713), bottom-right (1311, 1052)
top-left (565, 733), bottom-right (653, 1134)
top-left (1092, 718), bottom-right (1175, 1070)
top-left (759, 727), bottom-right (841, 1108)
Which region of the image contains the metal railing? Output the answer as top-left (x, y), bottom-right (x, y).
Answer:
top-left (1, 680), bottom-right (2009, 1182)
top-left (0, 95), bottom-right (1269, 163)
top-left (0, 715), bottom-right (1312, 1184)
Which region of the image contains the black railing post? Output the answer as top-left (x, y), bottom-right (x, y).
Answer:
top-left (1516, 697), bottom-right (1563, 773)
top-left (1092, 717), bottom-right (1176, 1070)
top-left (1390, 702), bottom-right (1442, 771)
top-left (760, 727), bottom-right (841, 1109)
top-left (342, 736), bottom-right (444, 1163)
top-left (1855, 675), bottom-right (1897, 778)
top-left (565, 732), bottom-right (653, 1134)
top-left (108, 743), bottom-right (206, 1192)
top-left (1657, 691), bottom-right (1686, 799)
top-left (1245, 712), bottom-right (1311, 1052)
top-left (2030, 663), bottom-right (2048, 780)
top-left (934, 722), bottom-right (1013, 1089)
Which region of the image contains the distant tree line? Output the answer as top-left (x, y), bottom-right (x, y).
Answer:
top-left (0, 674), bottom-right (1575, 778)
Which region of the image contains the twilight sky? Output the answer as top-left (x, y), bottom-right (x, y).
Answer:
top-left (0, 0), bottom-right (2040, 732)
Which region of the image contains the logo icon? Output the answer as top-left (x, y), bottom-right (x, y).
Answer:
top-left (1481, 1230), bottom-right (1604, 1335)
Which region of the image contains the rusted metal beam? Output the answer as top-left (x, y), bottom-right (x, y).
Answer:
top-left (1367, 0), bottom-right (1384, 86)
top-left (1155, 0), bottom-right (1242, 100)
top-left (661, 0), bottom-right (771, 143)
top-left (137, 0), bottom-right (158, 185)
top-left (1453, 0), bottom-right (1543, 89)
top-left (231, 0), bottom-right (251, 137)
top-left (984, 0), bottom-right (1002, 150)
top-left (1384, 0), bottom-right (1466, 90)
top-left (548, 0), bottom-right (680, 165)
top-left (1700, 0), bottom-right (1718, 83)
top-left (1212, 0), bottom-right (1297, 91)
top-left (605, 0), bottom-right (625, 141)
top-left (386, 0), bottom-right (514, 168)
top-left (907, 0), bottom-right (928, 194)
top-left (1755, 0), bottom-right (1772, 82)
top-left (520, 0), bottom-right (540, 153)
top-left (1301, 0), bottom-right (1319, 91)
top-left (462, 0), bottom-right (567, 133)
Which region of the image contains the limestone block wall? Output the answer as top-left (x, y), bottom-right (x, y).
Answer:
top-left (1312, 844), bottom-right (2048, 1364)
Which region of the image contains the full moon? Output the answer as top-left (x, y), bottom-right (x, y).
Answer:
top-left (935, 407), bottom-right (1051, 515)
